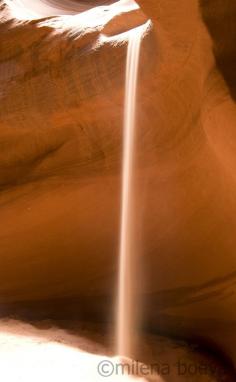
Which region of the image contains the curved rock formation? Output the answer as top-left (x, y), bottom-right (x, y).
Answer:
top-left (0, 0), bottom-right (236, 373)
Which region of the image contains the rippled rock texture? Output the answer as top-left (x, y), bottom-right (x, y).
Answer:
top-left (0, 0), bottom-right (236, 375)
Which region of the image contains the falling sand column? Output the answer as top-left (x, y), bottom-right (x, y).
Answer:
top-left (117, 22), bottom-right (148, 358)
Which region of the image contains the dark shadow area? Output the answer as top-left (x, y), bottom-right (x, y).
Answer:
top-left (199, 0), bottom-right (236, 100)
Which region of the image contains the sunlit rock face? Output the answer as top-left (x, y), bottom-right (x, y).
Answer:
top-left (0, 0), bottom-right (236, 374)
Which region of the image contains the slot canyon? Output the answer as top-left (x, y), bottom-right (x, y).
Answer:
top-left (0, 0), bottom-right (236, 380)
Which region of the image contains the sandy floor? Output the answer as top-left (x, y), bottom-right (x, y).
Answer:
top-left (0, 319), bottom-right (233, 381)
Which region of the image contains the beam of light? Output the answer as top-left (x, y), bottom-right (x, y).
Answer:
top-left (38, 1), bottom-right (139, 38)
top-left (4, 0), bottom-right (143, 46)
top-left (4, 0), bottom-right (139, 23)
top-left (116, 21), bottom-right (149, 358)
top-left (4, 0), bottom-right (103, 18)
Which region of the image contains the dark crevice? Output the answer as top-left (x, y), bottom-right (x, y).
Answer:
top-left (199, 0), bottom-right (236, 100)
